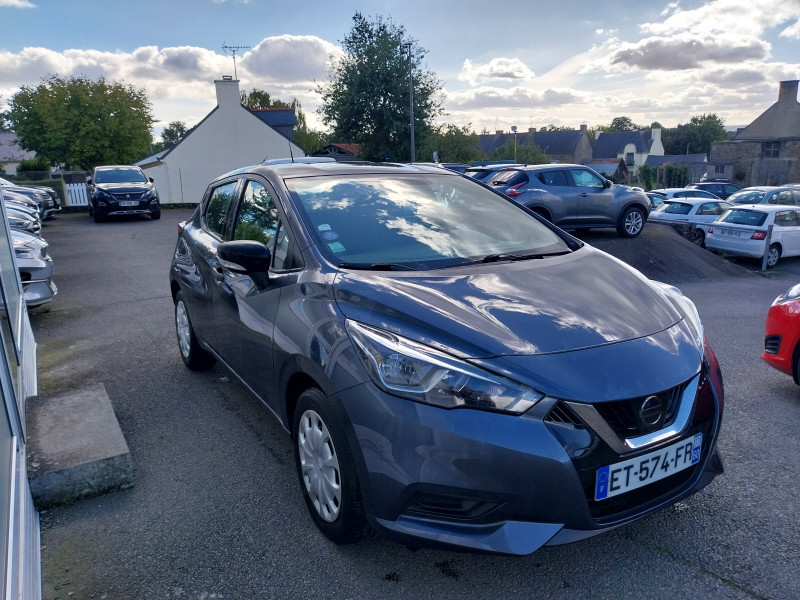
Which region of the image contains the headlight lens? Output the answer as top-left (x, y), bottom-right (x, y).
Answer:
top-left (346, 320), bottom-right (542, 414)
top-left (774, 283), bottom-right (800, 305)
top-left (652, 281), bottom-right (704, 353)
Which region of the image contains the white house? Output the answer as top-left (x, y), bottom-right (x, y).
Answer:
top-left (592, 128), bottom-right (665, 175)
top-left (135, 77), bottom-right (305, 205)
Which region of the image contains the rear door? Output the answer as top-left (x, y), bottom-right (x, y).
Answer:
top-left (528, 168), bottom-right (578, 224)
top-left (773, 209), bottom-right (800, 257)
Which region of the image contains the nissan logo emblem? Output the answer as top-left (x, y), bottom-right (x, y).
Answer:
top-left (639, 395), bottom-right (663, 427)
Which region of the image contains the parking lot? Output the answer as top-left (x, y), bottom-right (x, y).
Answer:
top-left (31, 211), bottom-right (800, 600)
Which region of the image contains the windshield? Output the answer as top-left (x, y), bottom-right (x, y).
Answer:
top-left (729, 190), bottom-right (766, 204)
top-left (287, 174), bottom-right (572, 269)
top-left (95, 168), bottom-right (148, 184)
top-left (719, 209), bottom-right (768, 227)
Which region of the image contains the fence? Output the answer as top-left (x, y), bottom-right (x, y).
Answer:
top-left (65, 183), bottom-right (89, 206)
top-left (4, 171), bottom-right (90, 207)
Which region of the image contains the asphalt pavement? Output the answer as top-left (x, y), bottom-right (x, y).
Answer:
top-left (30, 212), bottom-right (800, 600)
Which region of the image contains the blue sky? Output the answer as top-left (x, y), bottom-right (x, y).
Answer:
top-left (2, 0), bottom-right (799, 138)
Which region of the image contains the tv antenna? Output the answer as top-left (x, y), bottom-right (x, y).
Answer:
top-left (222, 43), bottom-right (250, 80)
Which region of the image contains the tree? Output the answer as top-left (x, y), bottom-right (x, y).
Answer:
top-left (161, 121), bottom-right (187, 147)
top-left (608, 116), bottom-right (641, 132)
top-left (489, 136), bottom-right (549, 164)
top-left (317, 12), bottom-right (443, 162)
top-left (418, 123), bottom-right (484, 164)
top-left (7, 75), bottom-right (153, 169)
top-left (661, 114), bottom-right (728, 156)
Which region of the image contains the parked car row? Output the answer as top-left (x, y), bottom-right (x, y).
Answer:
top-left (0, 176), bottom-right (61, 220)
top-left (1, 187), bottom-right (57, 307)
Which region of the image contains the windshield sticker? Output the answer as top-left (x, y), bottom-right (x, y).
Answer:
top-left (321, 230), bottom-right (339, 242)
top-left (318, 224), bottom-right (331, 231)
top-left (328, 241), bottom-right (346, 253)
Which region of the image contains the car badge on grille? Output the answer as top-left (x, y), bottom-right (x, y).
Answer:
top-left (639, 395), bottom-right (664, 427)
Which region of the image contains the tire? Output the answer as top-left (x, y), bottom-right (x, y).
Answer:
top-left (529, 207), bottom-right (551, 222)
top-left (293, 388), bottom-right (369, 544)
top-left (151, 211), bottom-right (161, 220)
top-left (691, 228), bottom-right (705, 247)
top-left (93, 212), bottom-right (104, 223)
top-left (617, 206), bottom-right (645, 237)
top-left (766, 244), bottom-right (781, 268)
top-left (174, 291), bottom-right (215, 370)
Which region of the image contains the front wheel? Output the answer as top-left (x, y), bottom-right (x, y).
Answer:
top-left (617, 206), bottom-right (645, 237)
top-left (174, 291), bottom-right (215, 370)
top-left (766, 244), bottom-right (781, 268)
top-left (293, 388), bottom-right (369, 544)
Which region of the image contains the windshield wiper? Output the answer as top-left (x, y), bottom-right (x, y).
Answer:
top-left (481, 250), bottom-right (573, 263)
top-left (338, 262), bottom-right (419, 271)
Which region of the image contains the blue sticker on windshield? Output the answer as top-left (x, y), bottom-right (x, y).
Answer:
top-left (322, 230), bottom-right (339, 242)
top-left (328, 241), bottom-right (346, 253)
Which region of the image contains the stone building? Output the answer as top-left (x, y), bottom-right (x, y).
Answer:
top-left (710, 80), bottom-right (800, 185)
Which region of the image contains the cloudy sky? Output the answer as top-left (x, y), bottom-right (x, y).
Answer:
top-left (1, 0), bottom-right (799, 139)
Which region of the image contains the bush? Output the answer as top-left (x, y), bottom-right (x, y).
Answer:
top-left (16, 157), bottom-right (51, 180)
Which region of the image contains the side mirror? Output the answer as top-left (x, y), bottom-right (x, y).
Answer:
top-left (603, 178), bottom-right (611, 189)
top-left (86, 177), bottom-right (93, 185)
top-left (217, 240), bottom-right (271, 273)
top-left (149, 177), bottom-right (155, 183)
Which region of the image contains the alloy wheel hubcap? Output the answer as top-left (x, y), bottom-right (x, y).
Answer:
top-left (298, 409), bottom-right (342, 522)
top-left (626, 212), bottom-right (643, 234)
top-left (176, 301), bottom-right (191, 358)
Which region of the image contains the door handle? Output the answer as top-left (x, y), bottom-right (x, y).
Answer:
top-left (579, 192), bottom-right (589, 197)
top-left (213, 266), bottom-right (225, 282)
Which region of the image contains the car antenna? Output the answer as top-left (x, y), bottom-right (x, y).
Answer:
top-left (289, 144), bottom-right (295, 163)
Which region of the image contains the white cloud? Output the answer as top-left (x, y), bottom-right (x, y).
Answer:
top-left (0, 0), bottom-right (35, 7)
top-left (458, 58), bottom-right (535, 84)
top-left (241, 35), bottom-right (339, 84)
top-left (446, 86), bottom-right (580, 110)
top-left (780, 19), bottom-right (800, 38)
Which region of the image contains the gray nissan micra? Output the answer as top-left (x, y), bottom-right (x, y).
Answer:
top-left (170, 158), bottom-right (724, 555)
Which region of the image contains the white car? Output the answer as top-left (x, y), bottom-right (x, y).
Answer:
top-left (649, 199), bottom-right (734, 246)
top-left (650, 187), bottom-right (722, 200)
top-left (705, 204), bottom-right (800, 268)
top-left (11, 230), bottom-right (57, 307)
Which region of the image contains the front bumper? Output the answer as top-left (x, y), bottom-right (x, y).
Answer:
top-left (338, 362), bottom-right (724, 555)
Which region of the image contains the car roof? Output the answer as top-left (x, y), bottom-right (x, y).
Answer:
top-left (212, 159), bottom-right (458, 183)
top-left (726, 204), bottom-right (796, 212)
top-left (662, 198), bottom-right (728, 204)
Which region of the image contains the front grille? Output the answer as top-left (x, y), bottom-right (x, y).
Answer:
top-left (594, 382), bottom-right (685, 438)
top-left (403, 493), bottom-right (500, 521)
top-left (110, 192), bottom-right (145, 202)
top-left (764, 335), bottom-right (782, 355)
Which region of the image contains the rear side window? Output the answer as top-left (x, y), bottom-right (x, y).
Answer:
top-left (774, 211), bottom-right (800, 227)
top-left (770, 190), bottom-right (798, 205)
top-left (535, 170), bottom-right (569, 186)
top-left (204, 181), bottom-right (238, 238)
top-left (490, 170), bottom-right (528, 187)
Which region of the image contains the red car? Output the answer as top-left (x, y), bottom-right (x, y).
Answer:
top-left (762, 283), bottom-right (800, 382)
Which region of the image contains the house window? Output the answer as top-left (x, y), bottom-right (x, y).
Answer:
top-left (762, 142), bottom-right (781, 158)
top-left (625, 152), bottom-right (635, 166)
top-left (714, 164), bottom-right (725, 174)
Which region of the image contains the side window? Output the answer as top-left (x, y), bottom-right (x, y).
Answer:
top-left (204, 181), bottom-right (238, 238)
top-left (536, 171), bottom-right (568, 186)
top-left (697, 203), bottom-right (716, 215)
top-left (774, 210), bottom-right (797, 227)
top-left (272, 222), bottom-right (292, 270)
top-left (233, 180), bottom-right (279, 246)
top-left (774, 190), bottom-right (794, 205)
top-left (569, 168), bottom-right (603, 188)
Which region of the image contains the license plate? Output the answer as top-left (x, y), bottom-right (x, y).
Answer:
top-left (721, 228), bottom-right (740, 237)
top-left (119, 200), bottom-right (139, 207)
top-left (595, 433), bottom-right (702, 501)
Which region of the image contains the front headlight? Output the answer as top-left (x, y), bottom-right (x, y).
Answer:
top-left (346, 320), bottom-right (543, 414)
top-left (652, 281), bottom-right (704, 353)
top-left (773, 284), bottom-right (800, 305)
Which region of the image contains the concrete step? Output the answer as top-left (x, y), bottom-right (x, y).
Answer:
top-left (26, 383), bottom-right (134, 509)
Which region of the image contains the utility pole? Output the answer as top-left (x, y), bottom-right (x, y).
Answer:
top-left (222, 43), bottom-right (250, 80)
top-left (406, 42), bottom-right (415, 162)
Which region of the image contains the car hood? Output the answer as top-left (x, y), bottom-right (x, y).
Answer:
top-left (95, 182), bottom-right (152, 193)
top-left (333, 245), bottom-right (683, 359)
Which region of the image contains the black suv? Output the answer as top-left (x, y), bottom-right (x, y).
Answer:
top-left (87, 166), bottom-right (160, 222)
top-left (686, 182), bottom-right (741, 200)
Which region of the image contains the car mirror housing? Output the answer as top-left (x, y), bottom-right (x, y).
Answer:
top-left (603, 178), bottom-right (611, 189)
top-left (218, 240), bottom-right (271, 273)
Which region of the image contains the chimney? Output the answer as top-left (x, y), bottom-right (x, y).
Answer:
top-left (528, 127), bottom-right (537, 134)
top-left (778, 80), bottom-right (799, 105)
top-left (215, 76), bottom-right (241, 109)
top-left (579, 124), bottom-right (587, 134)
top-left (651, 127), bottom-right (662, 144)
top-left (495, 130), bottom-right (504, 135)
